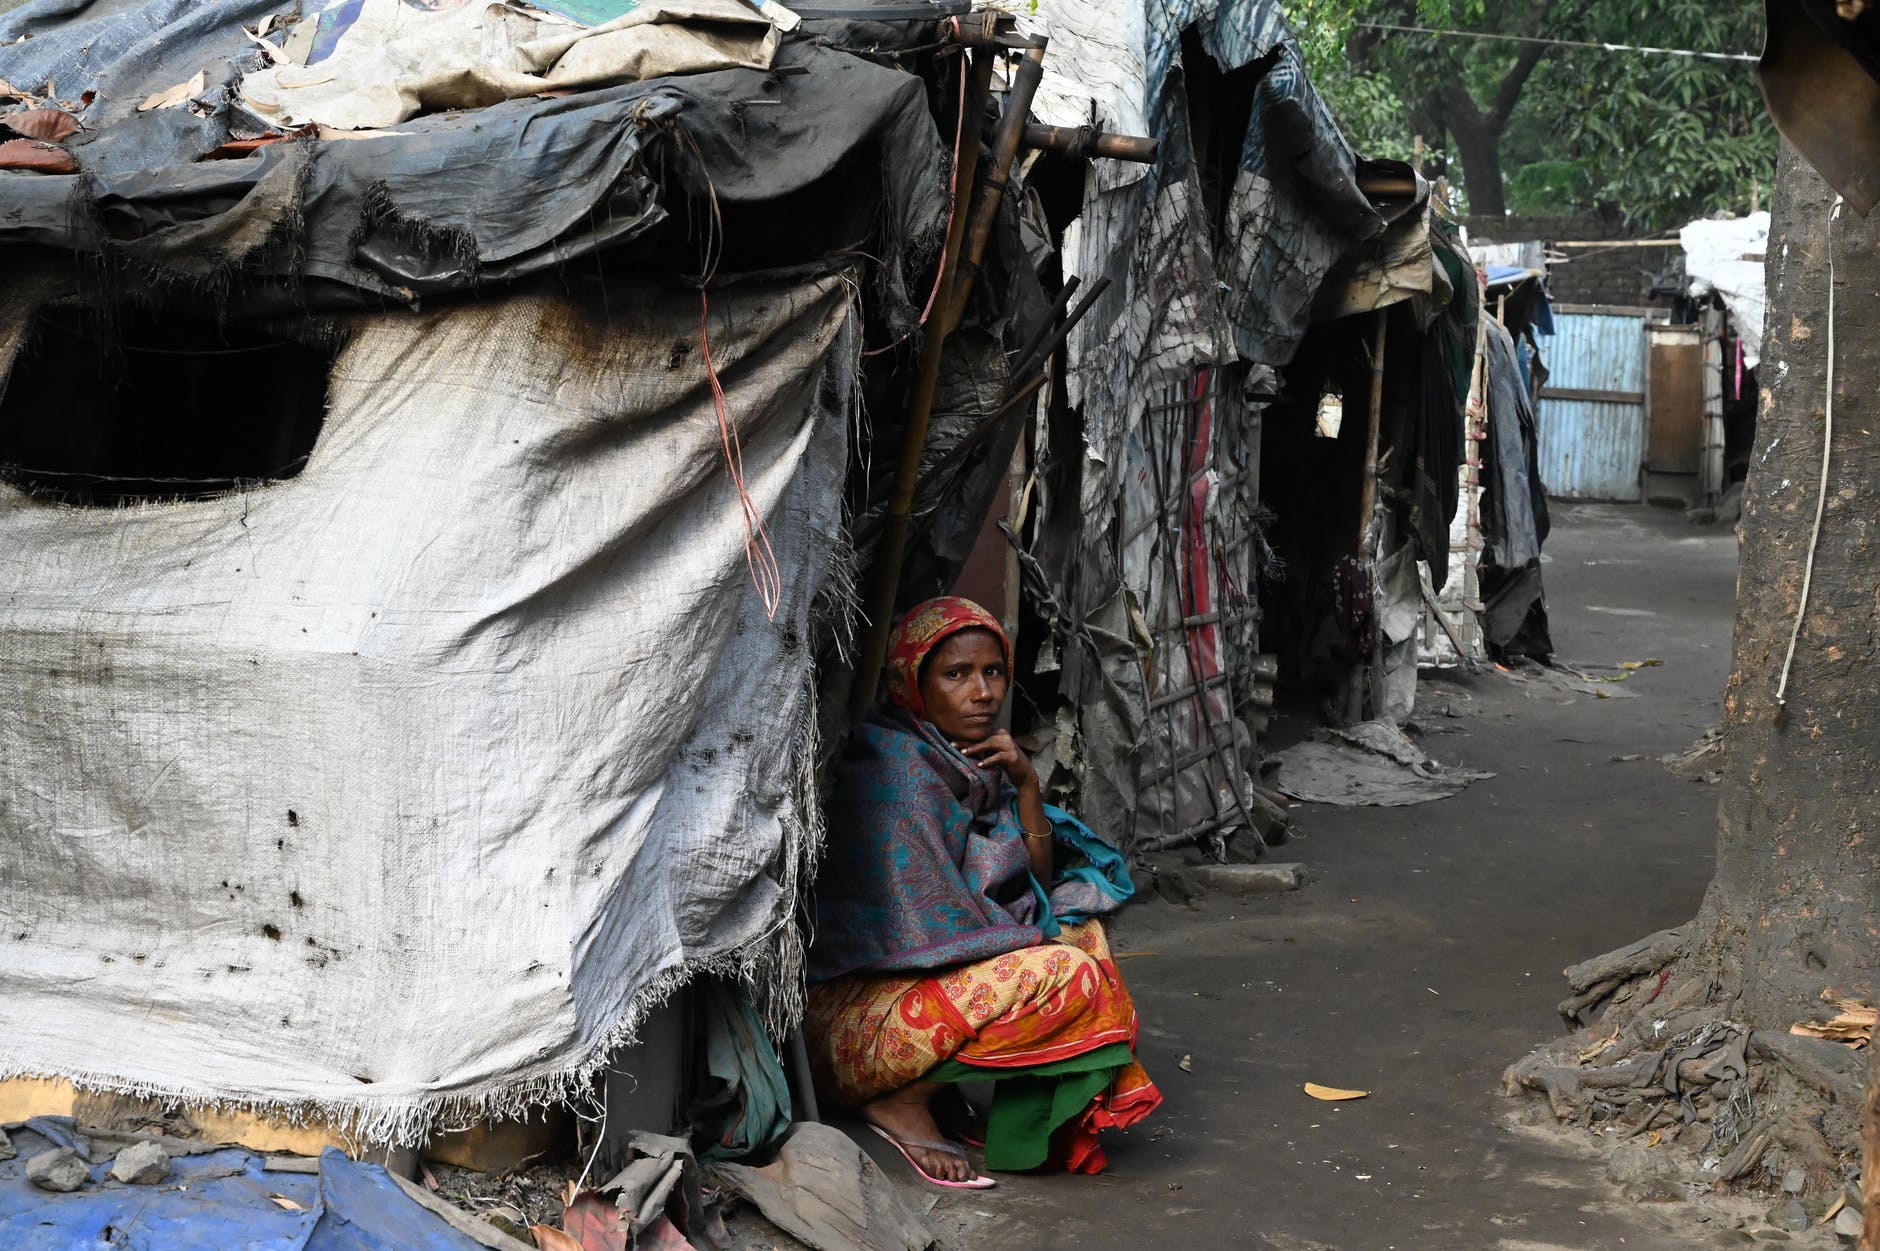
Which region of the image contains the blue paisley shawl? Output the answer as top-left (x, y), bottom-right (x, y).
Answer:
top-left (809, 706), bottom-right (1134, 982)
top-left (810, 706), bottom-right (1042, 981)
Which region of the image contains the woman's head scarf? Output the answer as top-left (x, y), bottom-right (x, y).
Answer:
top-left (883, 596), bottom-right (1010, 718)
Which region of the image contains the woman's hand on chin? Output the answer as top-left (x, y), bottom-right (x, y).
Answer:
top-left (957, 730), bottom-right (1037, 791)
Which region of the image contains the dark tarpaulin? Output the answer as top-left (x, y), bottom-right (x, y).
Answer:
top-left (0, 5), bottom-right (947, 319)
top-left (1478, 319), bottom-right (1552, 658)
top-left (1408, 226), bottom-right (1479, 589)
top-left (793, 0), bottom-right (968, 59)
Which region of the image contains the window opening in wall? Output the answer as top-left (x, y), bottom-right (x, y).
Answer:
top-left (0, 306), bottom-right (334, 506)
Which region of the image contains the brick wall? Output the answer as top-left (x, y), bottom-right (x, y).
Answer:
top-left (1462, 214), bottom-right (1678, 308)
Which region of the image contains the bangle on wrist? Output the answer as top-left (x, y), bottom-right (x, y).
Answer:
top-left (1021, 827), bottom-right (1051, 841)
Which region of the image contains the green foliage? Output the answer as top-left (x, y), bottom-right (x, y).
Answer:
top-left (1504, 160), bottom-right (1591, 215)
top-left (1284, 0), bottom-right (1777, 228)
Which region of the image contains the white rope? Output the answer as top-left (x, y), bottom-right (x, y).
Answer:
top-left (1353, 22), bottom-right (1759, 64)
top-left (1775, 195), bottom-right (1844, 712)
top-left (572, 1078), bottom-right (609, 1196)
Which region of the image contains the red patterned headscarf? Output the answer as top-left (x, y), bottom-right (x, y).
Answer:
top-left (883, 596), bottom-right (1011, 718)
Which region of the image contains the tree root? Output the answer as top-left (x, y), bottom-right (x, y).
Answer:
top-left (1506, 934), bottom-right (1866, 1203)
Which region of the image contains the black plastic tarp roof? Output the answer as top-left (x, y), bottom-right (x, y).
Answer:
top-left (0, 0), bottom-right (948, 315)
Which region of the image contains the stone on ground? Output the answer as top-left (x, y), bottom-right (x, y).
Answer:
top-left (109, 1139), bottom-right (172, 1185)
top-left (26, 1147), bottom-right (90, 1192)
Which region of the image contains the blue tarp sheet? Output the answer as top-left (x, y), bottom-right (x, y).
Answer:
top-left (0, 1123), bottom-right (487, 1251)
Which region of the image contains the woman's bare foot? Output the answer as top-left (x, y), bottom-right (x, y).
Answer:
top-left (860, 1081), bottom-right (976, 1183)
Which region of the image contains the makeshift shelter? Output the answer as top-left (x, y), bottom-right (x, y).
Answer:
top-left (962, 0), bottom-right (1490, 857)
top-left (0, 0), bottom-right (1064, 1164)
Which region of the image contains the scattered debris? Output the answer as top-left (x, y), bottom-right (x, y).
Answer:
top-left (1181, 863), bottom-right (1310, 897)
top-left (1661, 727), bottom-right (1724, 784)
top-left (1271, 720), bottom-right (1493, 807)
top-left (1495, 656), bottom-right (1642, 700)
top-left (1178, 1055), bottom-right (1193, 1072)
top-left (711, 1122), bottom-right (933, 1251)
top-left (1303, 1083), bottom-right (1368, 1102)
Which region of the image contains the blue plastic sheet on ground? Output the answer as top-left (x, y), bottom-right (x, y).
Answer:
top-left (0, 1125), bottom-right (487, 1251)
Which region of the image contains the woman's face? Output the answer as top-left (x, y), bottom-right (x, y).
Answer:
top-left (917, 627), bottom-right (1008, 744)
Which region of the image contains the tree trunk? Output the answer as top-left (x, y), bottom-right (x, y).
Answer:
top-left (1448, 116), bottom-right (1507, 218)
top-left (1506, 139), bottom-right (1880, 1181)
top-left (1686, 139), bottom-right (1880, 1029)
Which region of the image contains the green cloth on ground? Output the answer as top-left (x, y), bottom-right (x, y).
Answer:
top-left (926, 1043), bottom-right (1134, 1171)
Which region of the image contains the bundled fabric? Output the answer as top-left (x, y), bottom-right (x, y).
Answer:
top-left (0, 272), bottom-right (858, 1144)
top-left (242, 0), bottom-right (780, 130)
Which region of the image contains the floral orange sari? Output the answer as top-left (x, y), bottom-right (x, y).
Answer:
top-left (806, 919), bottom-right (1160, 1173)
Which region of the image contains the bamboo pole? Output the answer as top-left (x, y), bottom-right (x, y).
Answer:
top-left (851, 42), bottom-right (1048, 718)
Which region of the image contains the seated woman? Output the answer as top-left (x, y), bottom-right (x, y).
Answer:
top-left (806, 597), bottom-right (1160, 1188)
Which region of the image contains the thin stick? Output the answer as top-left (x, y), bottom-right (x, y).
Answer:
top-left (1774, 196), bottom-right (1842, 714)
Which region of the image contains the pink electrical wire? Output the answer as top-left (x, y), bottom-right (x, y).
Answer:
top-left (700, 289), bottom-right (783, 621)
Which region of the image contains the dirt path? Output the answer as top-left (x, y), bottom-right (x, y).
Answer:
top-left (927, 503), bottom-right (1778, 1250)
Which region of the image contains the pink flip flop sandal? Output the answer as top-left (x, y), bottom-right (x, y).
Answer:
top-left (867, 1124), bottom-right (997, 1189)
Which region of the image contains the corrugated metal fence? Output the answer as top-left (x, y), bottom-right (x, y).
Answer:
top-left (1536, 307), bottom-right (1650, 501)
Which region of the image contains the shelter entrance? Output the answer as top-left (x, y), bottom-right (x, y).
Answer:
top-left (0, 305), bottom-right (333, 506)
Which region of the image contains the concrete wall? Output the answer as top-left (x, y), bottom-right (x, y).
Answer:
top-left (1463, 214), bottom-right (1676, 308)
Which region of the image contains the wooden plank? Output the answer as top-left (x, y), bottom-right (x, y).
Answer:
top-left (1646, 327), bottom-right (1705, 475)
top-left (1539, 386), bottom-right (1647, 405)
top-left (1549, 303), bottom-right (1665, 317)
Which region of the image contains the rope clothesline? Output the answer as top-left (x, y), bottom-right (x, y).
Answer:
top-left (1353, 21), bottom-right (1760, 65)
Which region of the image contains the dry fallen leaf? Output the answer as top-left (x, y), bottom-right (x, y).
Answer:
top-left (268, 1194), bottom-right (306, 1211)
top-left (531, 1225), bottom-right (585, 1251)
top-left (1579, 1029), bottom-right (1621, 1063)
top-left (245, 28), bottom-right (290, 65)
top-left (1304, 1082), bottom-right (1369, 1102)
top-left (1789, 995), bottom-right (1875, 1048)
top-left (137, 69), bottom-right (206, 112)
top-left (3, 108), bottom-right (78, 141)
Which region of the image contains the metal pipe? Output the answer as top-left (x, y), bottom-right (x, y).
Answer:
top-left (1020, 122), bottom-right (1159, 164)
top-left (950, 42), bottom-right (1047, 317)
top-left (1008, 275), bottom-right (1080, 377)
top-left (848, 48), bottom-right (1004, 719)
top-left (1004, 276), bottom-right (1110, 391)
top-left (947, 13), bottom-right (1044, 49)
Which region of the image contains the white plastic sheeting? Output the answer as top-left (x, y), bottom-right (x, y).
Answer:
top-left (0, 272), bottom-right (856, 1144)
top-left (1680, 211), bottom-right (1769, 368)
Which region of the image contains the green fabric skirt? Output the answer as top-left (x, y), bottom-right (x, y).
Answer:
top-left (925, 1042), bottom-right (1135, 1171)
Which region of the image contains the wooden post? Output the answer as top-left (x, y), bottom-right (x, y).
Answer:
top-left (1343, 308), bottom-right (1390, 723)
